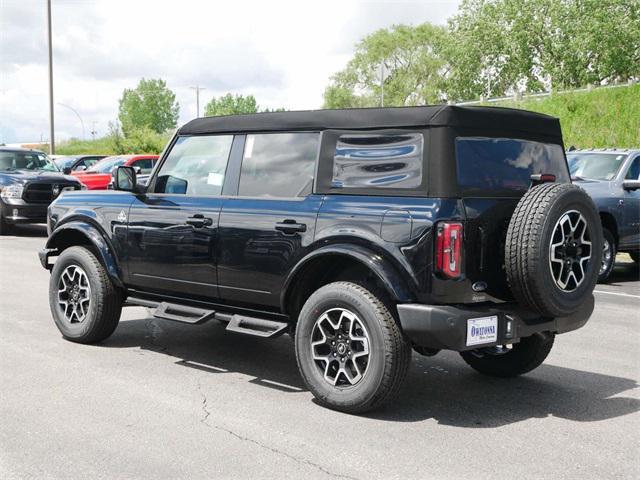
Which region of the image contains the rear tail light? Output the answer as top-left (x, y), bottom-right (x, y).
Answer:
top-left (435, 221), bottom-right (463, 278)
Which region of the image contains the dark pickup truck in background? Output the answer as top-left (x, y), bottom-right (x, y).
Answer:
top-left (39, 106), bottom-right (602, 413)
top-left (567, 149), bottom-right (640, 281)
top-left (0, 146), bottom-right (83, 235)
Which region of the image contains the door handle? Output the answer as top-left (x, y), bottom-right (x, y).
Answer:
top-left (186, 214), bottom-right (213, 228)
top-left (275, 219), bottom-right (307, 234)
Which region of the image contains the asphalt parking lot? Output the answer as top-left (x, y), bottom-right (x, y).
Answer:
top-left (1, 224), bottom-right (639, 480)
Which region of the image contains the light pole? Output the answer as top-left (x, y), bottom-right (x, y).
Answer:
top-left (47, 0), bottom-right (55, 153)
top-left (379, 63), bottom-right (385, 107)
top-left (57, 103), bottom-right (85, 140)
top-left (190, 85), bottom-right (206, 117)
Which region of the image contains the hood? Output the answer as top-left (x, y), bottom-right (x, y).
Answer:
top-left (0, 170), bottom-right (81, 187)
top-left (572, 178), bottom-right (613, 197)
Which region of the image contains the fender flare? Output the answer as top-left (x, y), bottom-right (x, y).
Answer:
top-left (45, 221), bottom-right (124, 289)
top-left (280, 243), bottom-right (415, 313)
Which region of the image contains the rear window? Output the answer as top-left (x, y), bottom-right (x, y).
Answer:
top-left (456, 137), bottom-right (569, 192)
top-left (332, 133), bottom-right (423, 189)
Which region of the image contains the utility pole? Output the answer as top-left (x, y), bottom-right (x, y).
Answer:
top-left (47, 0), bottom-right (55, 154)
top-left (380, 63), bottom-right (385, 107)
top-left (190, 85), bottom-right (206, 117)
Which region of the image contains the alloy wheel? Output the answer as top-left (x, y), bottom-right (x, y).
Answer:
top-left (310, 308), bottom-right (370, 387)
top-left (549, 210), bottom-right (592, 292)
top-left (57, 265), bottom-right (91, 323)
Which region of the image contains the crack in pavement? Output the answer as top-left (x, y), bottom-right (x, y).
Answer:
top-left (195, 381), bottom-right (359, 480)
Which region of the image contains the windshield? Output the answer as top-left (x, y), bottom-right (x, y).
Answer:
top-left (0, 151), bottom-right (59, 172)
top-left (54, 157), bottom-right (80, 168)
top-left (87, 157), bottom-right (127, 173)
top-left (566, 153), bottom-right (628, 180)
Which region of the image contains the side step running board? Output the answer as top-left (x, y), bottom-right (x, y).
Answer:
top-left (225, 315), bottom-right (288, 338)
top-left (126, 296), bottom-right (288, 337)
top-left (153, 302), bottom-right (216, 324)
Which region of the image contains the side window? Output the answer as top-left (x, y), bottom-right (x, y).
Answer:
top-left (154, 135), bottom-right (233, 195)
top-left (133, 158), bottom-right (153, 174)
top-left (625, 157), bottom-right (640, 180)
top-left (84, 158), bottom-right (99, 169)
top-left (332, 133), bottom-right (423, 189)
top-left (238, 133), bottom-right (319, 197)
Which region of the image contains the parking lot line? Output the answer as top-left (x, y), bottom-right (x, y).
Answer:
top-left (594, 289), bottom-right (640, 299)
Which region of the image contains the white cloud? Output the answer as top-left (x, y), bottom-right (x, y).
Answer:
top-left (0, 0), bottom-right (459, 143)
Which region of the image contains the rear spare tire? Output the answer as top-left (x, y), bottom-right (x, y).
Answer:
top-left (505, 183), bottom-right (602, 318)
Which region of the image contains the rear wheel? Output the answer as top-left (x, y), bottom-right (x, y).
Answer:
top-left (460, 333), bottom-right (555, 377)
top-left (49, 246), bottom-right (122, 343)
top-left (598, 228), bottom-right (616, 282)
top-left (294, 281), bottom-right (411, 413)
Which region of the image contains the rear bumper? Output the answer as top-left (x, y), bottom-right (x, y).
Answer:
top-left (1, 199), bottom-right (48, 224)
top-left (397, 295), bottom-right (594, 352)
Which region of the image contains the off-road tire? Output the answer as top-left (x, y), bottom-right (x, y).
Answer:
top-left (49, 246), bottom-right (122, 343)
top-left (598, 228), bottom-right (616, 283)
top-left (295, 281), bottom-right (412, 413)
top-left (505, 183), bottom-right (602, 318)
top-left (460, 333), bottom-right (555, 377)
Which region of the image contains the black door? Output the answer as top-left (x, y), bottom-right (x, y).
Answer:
top-left (217, 132), bottom-right (321, 309)
top-left (126, 134), bottom-right (236, 299)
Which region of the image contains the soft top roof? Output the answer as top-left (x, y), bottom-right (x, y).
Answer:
top-left (179, 105), bottom-right (561, 138)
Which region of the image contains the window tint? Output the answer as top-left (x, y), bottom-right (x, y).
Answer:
top-left (239, 133), bottom-right (318, 197)
top-left (154, 135), bottom-right (233, 195)
top-left (456, 137), bottom-right (569, 192)
top-left (332, 133), bottom-right (423, 189)
top-left (625, 157), bottom-right (639, 180)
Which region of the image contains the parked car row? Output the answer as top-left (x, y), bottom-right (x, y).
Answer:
top-left (0, 148), bottom-right (158, 234)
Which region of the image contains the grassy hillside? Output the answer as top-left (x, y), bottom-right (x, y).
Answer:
top-left (56, 136), bottom-right (118, 155)
top-left (489, 84), bottom-right (639, 149)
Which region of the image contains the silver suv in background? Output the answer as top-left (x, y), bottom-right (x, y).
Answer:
top-left (567, 149), bottom-right (640, 281)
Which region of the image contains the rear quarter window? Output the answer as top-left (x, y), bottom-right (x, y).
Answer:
top-left (332, 133), bottom-right (423, 189)
top-left (456, 137), bottom-right (569, 193)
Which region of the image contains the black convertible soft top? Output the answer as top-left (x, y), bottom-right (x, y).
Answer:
top-left (179, 105), bottom-right (561, 138)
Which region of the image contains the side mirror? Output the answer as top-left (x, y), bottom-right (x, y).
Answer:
top-left (622, 180), bottom-right (640, 191)
top-left (62, 167), bottom-right (72, 175)
top-left (113, 166), bottom-right (137, 192)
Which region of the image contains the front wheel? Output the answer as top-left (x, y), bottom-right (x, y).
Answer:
top-left (294, 282), bottom-right (412, 413)
top-left (598, 228), bottom-right (616, 282)
top-left (460, 333), bottom-right (555, 378)
top-left (49, 246), bottom-right (123, 343)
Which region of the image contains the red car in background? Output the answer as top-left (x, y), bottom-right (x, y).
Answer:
top-left (72, 154), bottom-right (159, 190)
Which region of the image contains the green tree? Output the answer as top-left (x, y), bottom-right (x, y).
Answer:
top-left (323, 24), bottom-right (448, 108)
top-left (118, 78), bottom-right (179, 135)
top-left (444, 0), bottom-right (640, 101)
top-left (204, 93), bottom-right (259, 116)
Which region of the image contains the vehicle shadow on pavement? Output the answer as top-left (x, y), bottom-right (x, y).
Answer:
top-left (4, 224), bottom-right (47, 237)
top-left (104, 315), bottom-right (639, 426)
top-left (602, 260), bottom-right (640, 284)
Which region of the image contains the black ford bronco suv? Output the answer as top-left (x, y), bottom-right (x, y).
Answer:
top-left (40, 106), bottom-right (602, 412)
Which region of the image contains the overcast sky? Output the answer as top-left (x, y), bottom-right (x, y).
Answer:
top-left (0, 0), bottom-right (459, 144)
